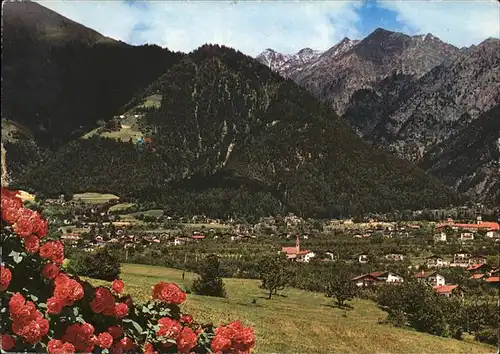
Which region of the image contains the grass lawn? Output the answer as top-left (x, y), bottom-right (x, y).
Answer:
top-left (181, 223), bottom-right (229, 230)
top-left (109, 203), bottom-right (136, 213)
top-left (123, 209), bottom-right (164, 219)
top-left (73, 192), bottom-right (119, 204)
top-left (89, 264), bottom-right (494, 354)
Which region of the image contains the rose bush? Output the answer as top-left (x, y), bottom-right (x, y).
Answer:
top-left (0, 188), bottom-right (255, 353)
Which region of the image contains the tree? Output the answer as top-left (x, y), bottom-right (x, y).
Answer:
top-left (258, 254), bottom-right (293, 299)
top-left (192, 254), bottom-right (226, 297)
top-left (324, 271), bottom-right (359, 308)
top-left (67, 248), bottom-right (121, 281)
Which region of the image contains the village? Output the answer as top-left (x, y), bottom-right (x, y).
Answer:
top-left (32, 192), bottom-right (500, 300)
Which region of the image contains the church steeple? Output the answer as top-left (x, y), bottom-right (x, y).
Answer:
top-left (296, 235), bottom-right (300, 253)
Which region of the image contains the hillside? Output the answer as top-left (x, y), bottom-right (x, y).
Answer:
top-left (16, 45), bottom-right (462, 218)
top-left (420, 105), bottom-right (500, 206)
top-left (257, 30), bottom-right (500, 204)
top-left (88, 264), bottom-right (494, 354)
top-left (2, 0), bottom-right (184, 147)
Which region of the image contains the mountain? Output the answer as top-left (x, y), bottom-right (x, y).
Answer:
top-left (256, 47), bottom-right (323, 78)
top-left (257, 29), bottom-right (500, 205)
top-left (2, 0), bottom-right (183, 147)
top-left (15, 44), bottom-right (462, 218)
top-left (420, 105), bottom-right (500, 206)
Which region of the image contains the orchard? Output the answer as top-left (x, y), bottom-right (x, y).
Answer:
top-left (0, 187), bottom-right (255, 353)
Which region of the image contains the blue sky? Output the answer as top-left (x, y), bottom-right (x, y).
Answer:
top-left (38, 0), bottom-right (499, 56)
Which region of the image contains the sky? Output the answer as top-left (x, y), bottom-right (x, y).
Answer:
top-left (37, 0), bottom-right (500, 56)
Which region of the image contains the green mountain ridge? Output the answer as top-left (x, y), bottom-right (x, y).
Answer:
top-left (15, 45), bottom-right (463, 218)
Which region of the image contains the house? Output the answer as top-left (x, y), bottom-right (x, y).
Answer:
top-left (485, 230), bottom-right (499, 238)
top-left (324, 252), bottom-right (337, 261)
top-left (191, 235), bottom-right (206, 241)
top-left (352, 271), bottom-right (404, 287)
top-left (415, 270), bottom-right (446, 286)
top-left (452, 251), bottom-right (472, 266)
top-left (351, 273), bottom-right (381, 287)
top-left (385, 253), bottom-right (404, 261)
top-left (434, 232), bottom-right (447, 242)
top-left (485, 276), bottom-right (499, 287)
top-left (358, 253), bottom-right (369, 264)
top-left (435, 216), bottom-right (500, 232)
top-left (459, 232), bottom-right (474, 242)
top-left (426, 255), bottom-right (445, 268)
top-left (433, 285), bottom-right (461, 297)
top-left (469, 273), bottom-right (485, 280)
top-left (468, 256), bottom-right (487, 265)
top-left (281, 236), bottom-right (316, 263)
top-left (467, 263), bottom-right (489, 274)
top-left (173, 237), bottom-right (189, 246)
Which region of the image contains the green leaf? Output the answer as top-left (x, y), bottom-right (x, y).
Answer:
top-left (102, 349), bottom-right (109, 354)
top-left (38, 303), bottom-right (47, 309)
top-left (29, 294), bottom-right (39, 302)
top-left (9, 250), bottom-right (23, 264)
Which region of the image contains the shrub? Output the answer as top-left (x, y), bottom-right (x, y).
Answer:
top-left (192, 254), bottom-right (226, 297)
top-left (0, 187), bottom-right (255, 353)
top-left (68, 249), bottom-right (121, 281)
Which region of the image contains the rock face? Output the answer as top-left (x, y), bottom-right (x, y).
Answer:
top-left (256, 29), bottom-right (500, 205)
top-left (256, 47), bottom-right (323, 78)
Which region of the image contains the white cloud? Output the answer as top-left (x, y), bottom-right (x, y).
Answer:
top-left (37, 0), bottom-right (363, 56)
top-left (379, 0), bottom-right (500, 47)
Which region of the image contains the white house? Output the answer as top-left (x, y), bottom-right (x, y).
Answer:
top-left (434, 232), bottom-right (447, 242)
top-left (173, 237), bottom-right (188, 246)
top-left (426, 255), bottom-right (445, 268)
top-left (351, 271), bottom-right (404, 287)
top-left (385, 253), bottom-right (404, 261)
top-left (460, 232), bottom-right (474, 242)
top-left (415, 271), bottom-right (446, 286)
top-left (453, 251), bottom-right (472, 265)
top-left (358, 254), bottom-right (369, 264)
top-left (297, 251), bottom-right (316, 263)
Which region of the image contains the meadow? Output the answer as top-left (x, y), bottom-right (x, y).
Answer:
top-left (89, 263), bottom-right (495, 354)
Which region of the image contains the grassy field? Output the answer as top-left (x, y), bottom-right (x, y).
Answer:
top-left (182, 223), bottom-right (230, 230)
top-left (108, 203), bottom-right (136, 213)
top-left (89, 264), bottom-right (494, 354)
top-left (72, 192), bottom-right (119, 204)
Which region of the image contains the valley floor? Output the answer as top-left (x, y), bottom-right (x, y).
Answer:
top-left (89, 263), bottom-right (494, 353)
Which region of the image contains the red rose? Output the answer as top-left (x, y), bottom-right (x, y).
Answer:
top-left (144, 342), bottom-right (158, 354)
top-left (107, 326), bottom-right (123, 339)
top-left (90, 287), bottom-right (115, 315)
top-left (114, 303), bottom-right (129, 318)
top-left (40, 241), bottom-right (65, 264)
top-left (152, 282), bottom-right (186, 304)
top-left (47, 296), bottom-right (65, 314)
top-left (1, 189), bottom-right (23, 224)
top-left (62, 323), bottom-right (95, 353)
top-left (24, 235), bottom-right (40, 253)
top-left (112, 279), bottom-right (124, 294)
top-left (180, 314), bottom-right (193, 325)
top-left (34, 217), bottom-right (49, 239)
top-left (42, 263), bottom-right (60, 280)
top-left (98, 332), bottom-right (113, 349)
top-left (210, 334), bottom-right (232, 353)
top-left (48, 339), bottom-right (63, 353)
top-left (12, 208), bottom-right (37, 238)
top-left (62, 342), bottom-right (75, 353)
top-left (1, 265), bottom-right (12, 291)
top-left (21, 320), bottom-right (43, 344)
top-left (176, 327), bottom-right (198, 353)
top-left (119, 337), bottom-right (136, 351)
top-left (232, 327), bottom-right (255, 352)
top-left (8, 293), bottom-right (26, 316)
top-left (157, 317), bottom-right (182, 339)
top-left (1, 334), bottom-right (15, 351)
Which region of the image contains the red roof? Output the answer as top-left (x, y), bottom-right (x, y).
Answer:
top-left (351, 274), bottom-right (380, 281)
top-left (433, 285), bottom-right (458, 294)
top-left (470, 274), bottom-right (485, 280)
top-left (486, 276), bottom-right (500, 283)
top-left (281, 246), bottom-right (298, 254)
top-left (467, 263), bottom-right (487, 271)
top-left (436, 221), bottom-right (499, 231)
top-left (191, 235), bottom-right (206, 239)
top-left (415, 271), bottom-right (438, 278)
